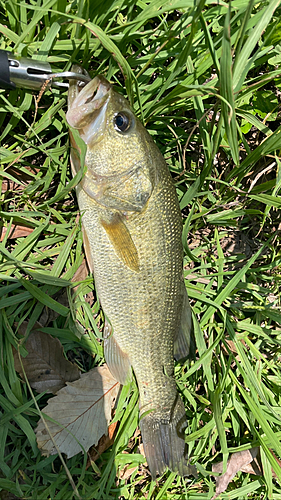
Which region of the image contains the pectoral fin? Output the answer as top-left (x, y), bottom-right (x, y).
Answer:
top-left (174, 285), bottom-right (193, 361)
top-left (104, 320), bottom-right (132, 385)
top-left (101, 214), bottom-right (140, 273)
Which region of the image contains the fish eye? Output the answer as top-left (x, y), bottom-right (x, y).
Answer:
top-left (114, 112), bottom-right (131, 133)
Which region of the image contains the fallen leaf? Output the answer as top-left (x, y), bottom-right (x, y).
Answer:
top-left (212, 448), bottom-right (260, 499)
top-left (267, 448), bottom-right (281, 479)
top-left (71, 258), bottom-right (96, 307)
top-left (118, 464), bottom-right (138, 480)
top-left (36, 365), bottom-right (120, 458)
top-left (13, 330), bottom-right (80, 394)
top-left (86, 420), bottom-right (119, 468)
top-left (72, 258), bottom-right (90, 284)
top-left (0, 224), bottom-right (34, 241)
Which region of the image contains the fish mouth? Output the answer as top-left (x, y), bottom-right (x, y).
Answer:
top-left (66, 67), bottom-right (111, 145)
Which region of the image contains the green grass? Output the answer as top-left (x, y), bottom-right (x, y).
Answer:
top-left (1, 0), bottom-right (281, 498)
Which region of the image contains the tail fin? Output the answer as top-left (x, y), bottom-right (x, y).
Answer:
top-left (139, 398), bottom-right (196, 479)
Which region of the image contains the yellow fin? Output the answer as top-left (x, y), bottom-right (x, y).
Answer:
top-left (101, 214), bottom-right (140, 273)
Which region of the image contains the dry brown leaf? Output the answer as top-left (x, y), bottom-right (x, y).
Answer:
top-left (118, 464), bottom-right (138, 481)
top-left (212, 448), bottom-right (260, 499)
top-left (72, 258), bottom-right (90, 284)
top-left (13, 330), bottom-right (81, 394)
top-left (36, 365), bottom-right (120, 458)
top-left (0, 224), bottom-right (34, 241)
top-left (86, 420), bottom-right (119, 468)
top-left (71, 258), bottom-right (96, 307)
top-left (0, 165), bottom-right (38, 196)
top-left (212, 446), bottom-right (281, 497)
top-left (268, 448), bottom-right (281, 478)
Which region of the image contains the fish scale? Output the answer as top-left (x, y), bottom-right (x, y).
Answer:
top-left (67, 67), bottom-right (195, 478)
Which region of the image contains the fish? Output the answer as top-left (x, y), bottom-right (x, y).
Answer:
top-left (66, 66), bottom-right (195, 479)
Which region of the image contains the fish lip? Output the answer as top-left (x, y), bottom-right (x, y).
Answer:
top-left (67, 65), bottom-right (90, 107)
top-left (66, 74), bottom-right (111, 138)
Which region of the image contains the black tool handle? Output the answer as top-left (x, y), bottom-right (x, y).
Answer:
top-left (0, 50), bottom-right (16, 89)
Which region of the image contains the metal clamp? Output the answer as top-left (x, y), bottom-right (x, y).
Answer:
top-left (0, 50), bottom-right (91, 90)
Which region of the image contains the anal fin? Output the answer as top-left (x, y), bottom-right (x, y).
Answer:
top-left (174, 284), bottom-right (193, 361)
top-left (104, 319), bottom-right (132, 385)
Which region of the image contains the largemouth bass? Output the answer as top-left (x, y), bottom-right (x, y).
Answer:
top-left (66, 66), bottom-right (194, 478)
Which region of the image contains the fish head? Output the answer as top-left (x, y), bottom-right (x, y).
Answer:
top-left (67, 69), bottom-right (113, 147)
top-left (66, 68), bottom-right (161, 211)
